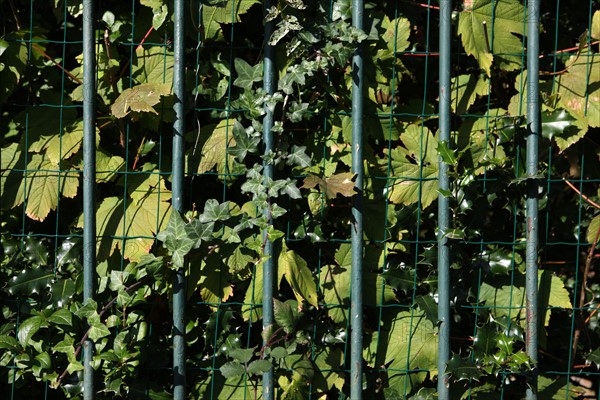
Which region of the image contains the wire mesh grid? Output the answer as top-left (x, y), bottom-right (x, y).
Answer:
top-left (0, 0), bottom-right (599, 399)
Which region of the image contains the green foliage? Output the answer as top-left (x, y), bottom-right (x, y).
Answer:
top-left (0, 0), bottom-right (598, 399)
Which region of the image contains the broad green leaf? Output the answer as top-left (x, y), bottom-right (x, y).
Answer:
top-left (96, 150), bottom-right (125, 183)
top-left (458, 0), bottom-right (525, 75)
top-left (228, 347), bottom-right (255, 364)
top-left (77, 173), bottom-right (172, 261)
top-left (386, 125), bottom-right (439, 208)
top-left (479, 271), bottom-right (572, 327)
top-left (7, 265), bottom-right (54, 296)
top-left (588, 215), bottom-right (600, 245)
top-left (200, 199), bottom-right (231, 223)
top-left (202, 0), bottom-right (261, 41)
top-left (48, 309), bottom-right (72, 327)
top-left (321, 243), bottom-right (396, 324)
top-left (220, 361), bottom-right (246, 378)
top-left (538, 375), bottom-right (580, 399)
top-left (197, 254), bottom-right (234, 305)
top-left (311, 347), bottom-right (345, 393)
top-left (243, 262), bottom-right (263, 322)
top-left (279, 244), bottom-right (318, 308)
top-left (111, 83), bottom-right (171, 119)
top-left (450, 74), bottom-right (489, 115)
top-left (233, 58), bottom-right (263, 89)
top-left (273, 299), bottom-right (299, 334)
top-left (18, 316), bottom-right (44, 347)
top-left (156, 211), bottom-right (194, 269)
top-left (364, 310), bottom-right (438, 395)
top-left (246, 359), bottom-right (272, 375)
top-left (593, 10), bottom-right (600, 40)
top-left (191, 119), bottom-right (237, 174)
top-left (0, 335), bottom-right (20, 351)
top-left (3, 152), bottom-right (79, 221)
top-left (133, 46), bottom-right (174, 85)
top-left (302, 172), bottom-right (355, 199)
top-left (381, 16), bottom-right (411, 53)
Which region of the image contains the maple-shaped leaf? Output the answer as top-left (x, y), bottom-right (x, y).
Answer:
top-left (386, 124), bottom-right (439, 209)
top-left (76, 172), bottom-right (171, 261)
top-left (363, 310), bottom-right (437, 395)
top-left (132, 46), bottom-right (174, 85)
top-left (458, 0), bottom-right (525, 76)
top-left (302, 172), bottom-right (355, 199)
top-left (380, 15), bottom-right (411, 53)
top-left (111, 83), bottom-right (171, 119)
top-left (202, 0), bottom-right (261, 42)
top-left (190, 119), bottom-right (240, 175)
top-left (555, 49), bottom-right (600, 130)
top-left (450, 73), bottom-right (489, 115)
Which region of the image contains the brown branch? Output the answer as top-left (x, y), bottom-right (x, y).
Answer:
top-left (564, 179), bottom-right (600, 210)
top-left (31, 43), bottom-right (82, 85)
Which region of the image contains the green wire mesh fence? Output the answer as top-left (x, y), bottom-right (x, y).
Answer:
top-left (0, 0), bottom-right (599, 399)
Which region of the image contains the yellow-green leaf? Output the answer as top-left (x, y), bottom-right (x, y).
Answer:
top-left (279, 243), bottom-right (318, 308)
top-left (111, 83), bottom-right (171, 119)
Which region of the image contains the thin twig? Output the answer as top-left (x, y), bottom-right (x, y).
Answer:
top-left (31, 43), bottom-right (82, 85)
top-left (564, 178), bottom-right (600, 210)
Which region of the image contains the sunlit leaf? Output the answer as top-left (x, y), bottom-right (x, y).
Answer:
top-left (111, 83), bottom-right (171, 119)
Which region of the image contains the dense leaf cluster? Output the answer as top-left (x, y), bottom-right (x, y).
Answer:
top-left (1, 0), bottom-right (599, 399)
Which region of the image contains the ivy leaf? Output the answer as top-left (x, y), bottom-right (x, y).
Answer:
top-left (185, 219), bottom-right (215, 248)
top-left (7, 265), bottom-right (54, 296)
top-left (386, 124), bottom-right (439, 209)
top-left (450, 74), bottom-right (490, 115)
top-left (286, 101), bottom-right (310, 123)
top-left (302, 172), bottom-right (355, 199)
top-left (18, 316), bottom-right (44, 347)
top-left (157, 211), bottom-right (195, 269)
top-left (279, 244), bottom-right (318, 308)
top-left (199, 199), bottom-right (231, 223)
top-left (233, 58), bottom-right (263, 90)
top-left (111, 83), bottom-right (171, 119)
top-left (458, 0), bottom-right (525, 75)
top-left (88, 321), bottom-right (111, 341)
top-left (228, 120), bottom-right (260, 161)
top-left (446, 354), bottom-right (483, 381)
top-left (286, 145), bottom-right (311, 168)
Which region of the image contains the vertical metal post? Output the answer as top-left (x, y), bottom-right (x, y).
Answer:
top-left (525, 1), bottom-right (540, 399)
top-left (437, 1), bottom-right (452, 399)
top-left (262, 1), bottom-right (276, 399)
top-left (351, 0), bottom-right (364, 399)
top-left (82, 1), bottom-right (96, 399)
top-left (172, 0), bottom-right (186, 398)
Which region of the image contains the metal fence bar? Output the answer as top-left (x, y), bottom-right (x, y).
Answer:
top-left (525, 0), bottom-right (540, 399)
top-left (172, 0), bottom-right (186, 398)
top-left (82, 1), bottom-right (96, 398)
top-left (437, 1), bottom-right (452, 398)
top-left (351, 0), bottom-right (364, 398)
top-left (262, 1), bottom-right (276, 398)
